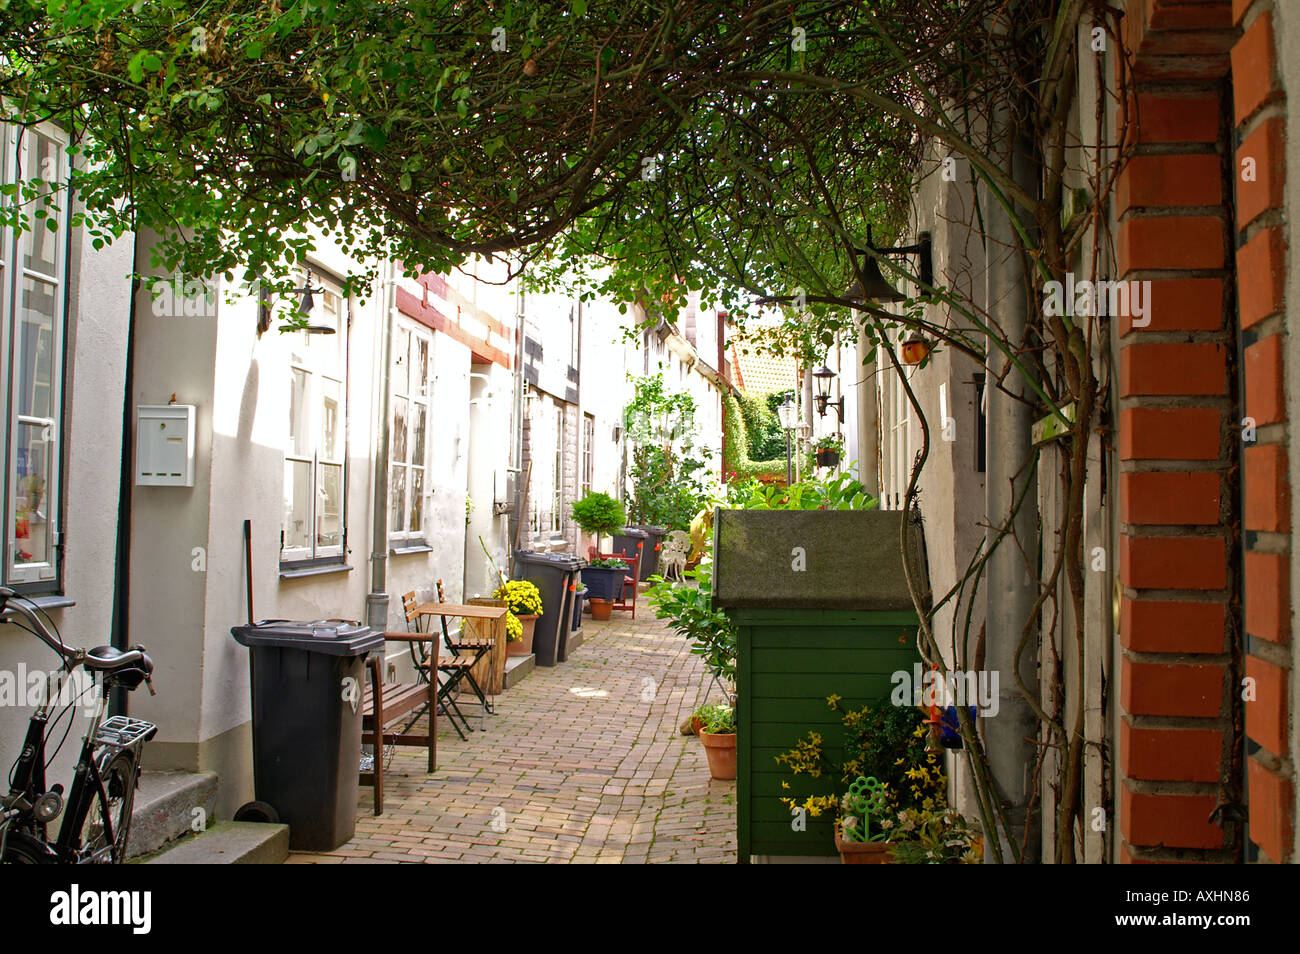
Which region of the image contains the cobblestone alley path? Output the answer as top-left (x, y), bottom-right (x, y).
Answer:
top-left (287, 610), bottom-right (737, 863)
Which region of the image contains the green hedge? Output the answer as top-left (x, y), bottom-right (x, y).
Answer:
top-left (723, 392), bottom-right (812, 482)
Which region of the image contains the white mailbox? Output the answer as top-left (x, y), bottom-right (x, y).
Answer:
top-left (137, 404), bottom-right (196, 487)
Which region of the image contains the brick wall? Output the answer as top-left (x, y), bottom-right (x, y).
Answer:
top-left (1116, 0), bottom-right (1297, 864)
top-left (1232, 0), bottom-right (1294, 864)
top-left (1116, 0), bottom-right (1242, 862)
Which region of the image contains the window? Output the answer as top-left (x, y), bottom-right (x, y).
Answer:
top-left (582, 413), bottom-right (594, 495)
top-left (553, 405), bottom-right (564, 533)
top-left (389, 320), bottom-right (431, 543)
top-left (281, 269), bottom-right (347, 564)
top-left (876, 328), bottom-right (914, 511)
top-left (1, 124), bottom-right (69, 586)
top-left (528, 396), bottom-right (561, 534)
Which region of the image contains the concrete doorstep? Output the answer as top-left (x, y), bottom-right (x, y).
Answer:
top-left (126, 768), bottom-right (289, 864)
top-left (142, 821), bottom-right (289, 865)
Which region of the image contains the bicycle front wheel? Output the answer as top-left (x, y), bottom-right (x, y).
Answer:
top-left (1, 830), bottom-right (56, 863)
top-left (78, 750), bottom-right (137, 863)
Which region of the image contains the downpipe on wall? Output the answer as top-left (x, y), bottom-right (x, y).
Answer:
top-left (366, 261), bottom-right (397, 631)
top-left (981, 124), bottom-right (1042, 863)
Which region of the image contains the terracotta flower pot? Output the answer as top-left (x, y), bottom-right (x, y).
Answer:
top-left (834, 825), bottom-right (894, 864)
top-left (507, 614), bottom-right (537, 657)
top-left (698, 730), bottom-right (737, 780)
top-left (589, 597), bottom-right (613, 620)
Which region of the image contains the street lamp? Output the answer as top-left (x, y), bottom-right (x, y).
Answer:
top-left (812, 365), bottom-right (844, 421)
top-left (777, 394), bottom-right (797, 486)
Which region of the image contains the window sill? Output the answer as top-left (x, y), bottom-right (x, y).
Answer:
top-left (389, 543), bottom-right (434, 555)
top-left (279, 563), bottom-right (353, 580)
top-left (22, 595), bottom-right (75, 610)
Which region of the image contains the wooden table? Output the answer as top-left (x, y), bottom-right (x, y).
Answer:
top-left (415, 602), bottom-right (510, 695)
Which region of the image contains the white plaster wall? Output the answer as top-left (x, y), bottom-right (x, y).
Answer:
top-left (0, 225), bottom-right (133, 783)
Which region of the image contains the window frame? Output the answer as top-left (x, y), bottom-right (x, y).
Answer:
top-left (280, 267), bottom-right (349, 567)
top-left (387, 317), bottom-right (433, 547)
top-left (1, 121), bottom-right (71, 589)
top-left (581, 413), bottom-right (594, 496)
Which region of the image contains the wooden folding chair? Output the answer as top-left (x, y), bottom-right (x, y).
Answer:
top-left (432, 580), bottom-right (495, 733)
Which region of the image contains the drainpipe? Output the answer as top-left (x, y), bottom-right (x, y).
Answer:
top-left (366, 260), bottom-right (397, 630)
top-left (981, 114), bottom-right (1041, 861)
top-left (110, 250), bottom-right (141, 717)
top-left (508, 269), bottom-right (526, 559)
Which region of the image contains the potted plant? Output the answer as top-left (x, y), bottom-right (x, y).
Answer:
top-left (696, 703), bottom-right (736, 781)
top-left (570, 491), bottom-right (626, 553)
top-left (493, 579), bottom-right (543, 657)
top-left (588, 596), bottom-right (614, 620)
top-left (814, 434), bottom-right (844, 468)
top-left (581, 555), bottom-right (629, 603)
top-left (835, 776), bottom-right (894, 864)
top-left (885, 806), bottom-right (982, 864)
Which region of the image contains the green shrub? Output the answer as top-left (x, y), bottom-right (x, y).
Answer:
top-left (570, 491), bottom-right (626, 539)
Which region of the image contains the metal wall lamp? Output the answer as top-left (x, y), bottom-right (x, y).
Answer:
top-left (812, 365), bottom-right (844, 421)
top-left (843, 226), bottom-right (933, 304)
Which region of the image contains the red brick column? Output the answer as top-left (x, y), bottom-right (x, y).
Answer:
top-left (1116, 0), bottom-right (1239, 862)
top-left (1232, 0), bottom-right (1294, 864)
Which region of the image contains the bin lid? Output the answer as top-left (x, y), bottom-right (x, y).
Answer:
top-left (230, 619), bottom-right (383, 656)
top-left (712, 509), bottom-right (929, 611)
top-left (614, 527), bottom-right (649, 539)
top-left (513, 549), bottom-right (583, 569)
top-left (636, 525), bottom-right (670, 537)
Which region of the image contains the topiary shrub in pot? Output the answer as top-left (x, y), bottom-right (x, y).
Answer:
top-left (570, 491), bottom-right (626, 553)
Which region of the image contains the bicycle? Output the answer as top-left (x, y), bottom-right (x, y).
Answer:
top-left (0, 587), bottom-right (156, 864)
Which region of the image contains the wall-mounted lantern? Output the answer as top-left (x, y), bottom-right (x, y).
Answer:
top-left (812, 365), bottom-right (844, 421)
top-left (843, 227), bottom-right (933, 305)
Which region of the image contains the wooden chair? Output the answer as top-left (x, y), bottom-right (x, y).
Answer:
top-left (360, 623), bottom-right (439, 816)
top-left (594, 551), bottom-right (640, 618)
top-left (399, 589), bottom-right (477, 741)
top-left (433, 579), bottom-right (496, 728)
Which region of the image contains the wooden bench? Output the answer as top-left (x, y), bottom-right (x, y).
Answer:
top-left (360, 631), bottom-right (438, 816)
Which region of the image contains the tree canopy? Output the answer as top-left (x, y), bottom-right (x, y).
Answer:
top-left (1, 0), bottom-right (1024, 333)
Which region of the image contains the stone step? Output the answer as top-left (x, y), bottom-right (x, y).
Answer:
top-left (143, 821), bottom-right (289, 865)
top-left (567, 626), bottom-right (585, 655)
top-left (126, 770), bottom-right (218, 859)
top-left (502, 653), bottom-right (534, 688)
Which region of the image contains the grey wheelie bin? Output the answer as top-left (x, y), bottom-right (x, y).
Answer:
top-left (610, 527), bottom-right (650, 577)
top-left (230, 619), bottom-right (383, 851)
top-left (512, 551), bottom-right (582, 666)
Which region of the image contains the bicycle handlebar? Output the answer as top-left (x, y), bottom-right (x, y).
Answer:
top-left (0, 587), bottom-right (78, 664)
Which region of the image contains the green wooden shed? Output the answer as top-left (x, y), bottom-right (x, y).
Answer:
top-left (712, 508), bottom-right (930, 863)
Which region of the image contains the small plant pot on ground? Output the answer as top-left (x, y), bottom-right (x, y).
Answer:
top-left (507, 614), bottom-right (537, 657)
top-left (834, 826), bottom-right (894, 864)
top-left (589, 598), bottom-right (613, 620)
top-left (698, 730), bottom-right (737, 780)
